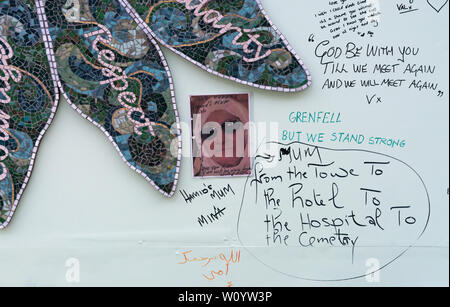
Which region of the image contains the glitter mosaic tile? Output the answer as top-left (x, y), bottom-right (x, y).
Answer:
top-left (0, 0), bottom-right (182, 229)
top-left (45, 0), bottom-right (182, 198)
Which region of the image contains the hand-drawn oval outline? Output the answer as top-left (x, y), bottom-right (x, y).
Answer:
top-left (236, 141), bottom-right (431, 282)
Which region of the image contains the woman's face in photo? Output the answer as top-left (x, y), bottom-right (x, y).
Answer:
top-left (191, 94), bottom-right (251, 177)
top-left (201, 98), bottom-right (249, 168)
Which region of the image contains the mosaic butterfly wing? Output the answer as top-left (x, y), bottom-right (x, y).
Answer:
top-left (0, 0), bottom-right (309, 229)
top-left (0, 0), bottom-right (59, 229)
top-left (123, 0), bottom-right (311, 92)
top-left (44, 0), bottom-right (181, 197)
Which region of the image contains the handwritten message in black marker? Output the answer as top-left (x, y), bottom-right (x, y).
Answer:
top-left (314, 40), bottom-right (446, 101)
top-left (180, 184), bottom-right (235, 205)
top-left (237, 142), bottom-right (430, 281)
top-left (315, 0), bottom-right (381, 39)
top-left (396, 0), bottom-right (420, 15)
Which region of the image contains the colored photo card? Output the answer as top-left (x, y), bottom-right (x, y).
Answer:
top-left (190, 94), bottom-right (252, 178)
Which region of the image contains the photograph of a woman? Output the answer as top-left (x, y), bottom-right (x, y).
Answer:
top-left (191, 94), bottom-right (252, 178)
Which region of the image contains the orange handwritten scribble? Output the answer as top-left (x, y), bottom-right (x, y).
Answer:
top-left (178, 249), bottom-right (241, 286)
top-left (202, 270), bottom-right (225, 281)
top-left (219, 250), bottom-right (241, 275)
top-left (178, 250), bottom-right (219, 266)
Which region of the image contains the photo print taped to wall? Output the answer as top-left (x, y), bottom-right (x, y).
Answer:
top-left (191, 94), bottom-right (252, 178)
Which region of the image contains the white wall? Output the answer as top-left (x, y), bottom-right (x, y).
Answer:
top-left (0, 0), bottom-right (448, 286)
